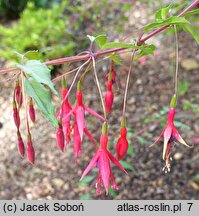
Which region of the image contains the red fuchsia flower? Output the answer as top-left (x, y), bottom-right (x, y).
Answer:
top-left (104, 80), bottom-right (114, 114)
top-left (72, 114), bottom-right (97, 161)
top-left (26, 133), bottom-right (35, 164)
top-left (15, 80), bottom-right (23, 108)
top-left (63, 81), bottom-right (105, 142)
top-left (17, 131), bottom-right (25, 157)
top-left (150, 95), bottom-right (192, 172)
top-left (73, 116), bottom-right (82, 161)
top-left (29, 98), bottom-right (36, 123)
top-left (116, 118), bottom-right (128, 160)
top-left (13, 100), bottom-right (20, 129)
top-left (61, 79), bottom-right (72, 146)
top-left (56, 78), bottom-right (72, 147)
top-left (80, 123), bottom-right (127, 195)
top-left (56, 119), bottom-right (65, 152)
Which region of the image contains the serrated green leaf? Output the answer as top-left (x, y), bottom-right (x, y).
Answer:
top-left (24, 77), bottom-right (58, 127)
top-left (144, 16), bottom-right (189, 31)
top-left (155, 4), bottom-right (172, 21)
top-left (102, 42), bottom-right (140, 50)
top-left (79, 175), bottom-right (95, 186)
top-left (120, 160), bottom-right (135, 172)
top-left (183, 24), bottom-right (199, 44)
top-left (95, 34), bottom-right (107, 48)
top-left (16, 60), bottom-right (57, 95)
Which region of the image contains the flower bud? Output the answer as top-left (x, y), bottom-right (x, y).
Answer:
top-left (13, 101), bottom-right (20, 129)
top-left (29, 98), bottom-right (36, 123)
top-left (116, 128), bottom-right (128, 160)
top-left (56, 120), bottom-right (65, 152)
top-left (17, 131), bottom-right (25, 157)
top-left (15, 80), bottom-right (23, 108)
top-left (27, 134), bottom-right (35, 164)
top-left (105, 82), bottom-right (114, 114)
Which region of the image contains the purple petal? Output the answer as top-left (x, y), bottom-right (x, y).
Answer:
top-left (84, 106), bottom-right (105, 121)
top-left (80, 151), bottom-right (100, 180)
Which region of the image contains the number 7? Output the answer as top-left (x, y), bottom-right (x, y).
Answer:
top-left (187, 203), bottom-right (193, 211)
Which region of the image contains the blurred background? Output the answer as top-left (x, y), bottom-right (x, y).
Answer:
top-left (0, 0), bottom-right (198, 199)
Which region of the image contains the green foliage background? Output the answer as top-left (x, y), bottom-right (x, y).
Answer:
top-left (0, 0), bottom-right (131, 61)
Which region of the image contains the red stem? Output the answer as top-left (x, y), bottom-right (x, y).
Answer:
top-left (0, 0), bottom-right (198, 75)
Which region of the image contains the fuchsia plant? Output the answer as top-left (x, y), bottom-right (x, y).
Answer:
top-left (0, 0), bottom-right (198, 196)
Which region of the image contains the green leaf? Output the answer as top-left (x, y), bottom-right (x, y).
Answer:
top-left (16, 60), bottom-right (57, 95)
top-left (24, 51), bottom-right (42, 60)
top-left (194, 174), bottom-right (199, 184)
top-left (135, 44), bottom-right (156, 61)
top-left (178, 80), bottom-right (189, 96)
top-left (155, 4), bottom-right (172, 21)
top-left (24, 77), bottom-right (58, 127)
top-left (106, 53), bottom-right (123, 65)
top-left (184, 8), bottom-right (199, 17)
top-left (95, 34), bottom-right (107, 48)
top-left (127, 142), bottom-right (134, 155)
top-left (79, 175), bottom-right (95, 187)
top-left (144, 16), bottom-right (189, 31)
top-left (80, 194), bottom-right (91, 200)
top-left (108, 188), bottom-right (118, 198)
top-left (120, 160), bottom-right (135, 172)
top-left (122, 3), bottom-right (132, 11)
top-left (102, 42), bottom-right (140, 50)
top-left (183, 24), bottom-right (199, 44)
top-left (136, 136), bottom-right (151, 145)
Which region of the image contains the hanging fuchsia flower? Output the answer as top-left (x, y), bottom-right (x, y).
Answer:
top-left (13, 100), bottom-right (20, 129)
top-left (63, 81), bottom-right (105, 142)
top-left (116, 118), bottom-right (128, 160)
top-left (150, 95), bottom-right (192, 172)
top-left (72, 114), bottom-right (97, 161)
top-left (61, 82), bottom-right (72, 146)
top-left (80, 123), bottom-right (127, 195)
top-left (26, 133), bottom-right (35, 164)
top-left (15, 80), bottom-right (23, 108)
top-left (105, 80), bottom-right (114, 114)
top-left (17, 131), bottom-right (25, 157)
top-left (29, 98), bottom-right (36, 123)
top-left (56, 118), bottom-right (65, 152)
